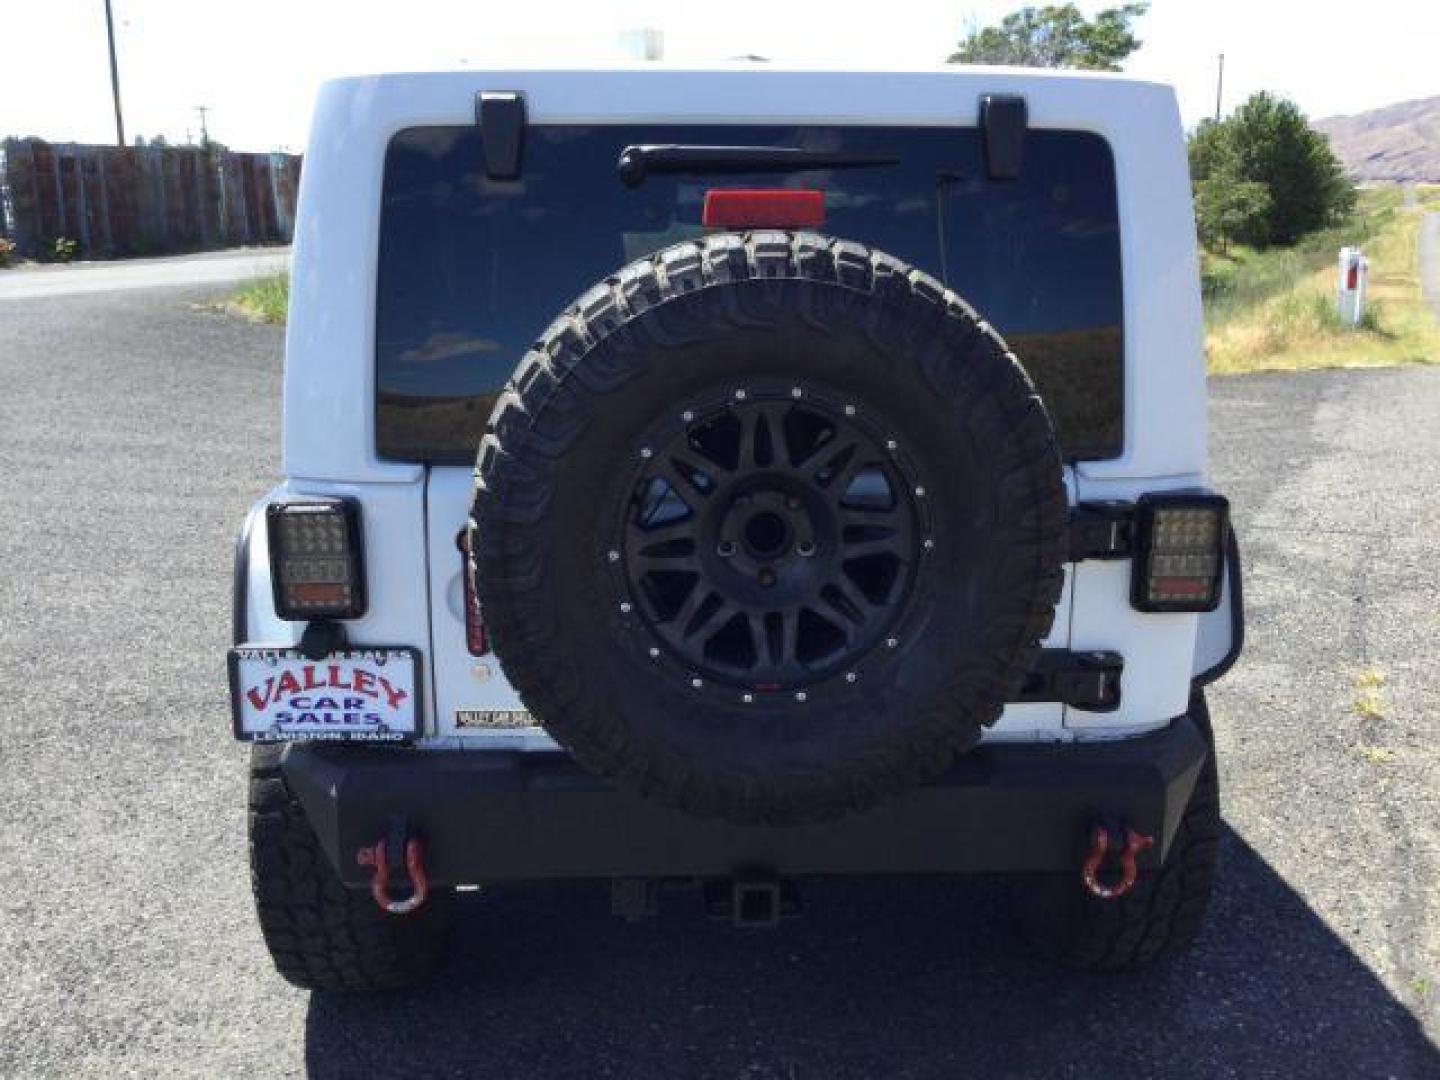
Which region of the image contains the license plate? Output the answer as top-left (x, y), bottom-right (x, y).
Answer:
top-left (228, 646), bottom-right (420, 743)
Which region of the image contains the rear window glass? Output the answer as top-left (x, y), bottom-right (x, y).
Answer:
top-left (376, 124), bottom-right (1123, 462)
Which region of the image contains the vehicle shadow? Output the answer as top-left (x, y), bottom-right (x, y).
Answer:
top-left (305, 825), bottom-right (1437, 1079)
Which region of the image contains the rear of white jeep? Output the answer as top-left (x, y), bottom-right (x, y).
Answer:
top-left (231, 66), bottom-right (1241, 989)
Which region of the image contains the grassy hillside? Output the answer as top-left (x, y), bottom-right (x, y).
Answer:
top-left (1203, 187), bottom-right (1440, 374)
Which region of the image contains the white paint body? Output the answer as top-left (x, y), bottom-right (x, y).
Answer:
top-left (239, 64), bottom-right (1230, 749)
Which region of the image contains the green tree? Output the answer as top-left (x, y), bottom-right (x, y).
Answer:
top-left (1189, 93), bottom-right (1355, 249)
top-left (1193, 169), bottom-right (1271, 253)
top-left (948, 3), bottom-right (1150, 71)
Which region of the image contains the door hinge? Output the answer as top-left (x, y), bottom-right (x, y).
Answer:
top-left (1068, 501), bottom-right (1134, 562)
top-left (1014, 650), bottom-right (1124, 712)
top-left (476, 92), bottom-right (527, 180)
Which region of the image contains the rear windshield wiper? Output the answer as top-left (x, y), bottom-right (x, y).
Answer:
top-left (617, 145), bottom-right (898, 188)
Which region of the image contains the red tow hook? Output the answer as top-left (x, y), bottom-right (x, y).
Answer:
top-left (1081, 823), bottom-right (1154, 900)
top-left (356, 834), bottom-right (429, 915)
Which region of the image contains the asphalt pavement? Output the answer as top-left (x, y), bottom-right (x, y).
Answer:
top-left (0, 278), bottom-right (1436, 1079)
top-left (0, 246), bottom-right (289, 300)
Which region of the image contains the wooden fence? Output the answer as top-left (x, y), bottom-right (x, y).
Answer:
top-left (0, 140), bottom-right (300, 259)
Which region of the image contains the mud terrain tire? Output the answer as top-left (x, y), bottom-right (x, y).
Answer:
top-left (471, 232), bottom-right (1066, 825)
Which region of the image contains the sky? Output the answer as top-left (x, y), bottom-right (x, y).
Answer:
top-left (2, 0), bottom-right (1437, 152)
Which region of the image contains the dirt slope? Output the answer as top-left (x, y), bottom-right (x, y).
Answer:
top-left (1314, 95), bottom-right (1440, 183)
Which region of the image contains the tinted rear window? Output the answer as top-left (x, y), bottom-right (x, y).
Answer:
top-left (376, 124), bottom-right (1123, 462)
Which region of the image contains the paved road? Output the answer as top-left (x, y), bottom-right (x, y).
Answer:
top-left (0, 284), bottom-right (1437, 1079)
top-left (0, 246), bottom-right (289, 300)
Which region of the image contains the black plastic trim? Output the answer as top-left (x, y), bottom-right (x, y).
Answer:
top-left (1017, 649), bottom-right (1124, 711)
top-left (231, 511), bottom-right (255, 647)
top-left (616, 144), bottom-right (898, 188)
top-left (1068, 501), bottom-right (1134, 562)
top-left (476, 92), bottom-right (526, 180)
top-left (980, 94), bottom-right (1027, 180)
top-left (1194, 524), bottom-right (1245, 686)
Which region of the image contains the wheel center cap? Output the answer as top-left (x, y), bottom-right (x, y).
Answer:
top-left (743, 511), bottom-right (791, 559)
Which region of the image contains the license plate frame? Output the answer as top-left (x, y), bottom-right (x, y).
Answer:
top-left (228, 645), bottom-right (422, 743)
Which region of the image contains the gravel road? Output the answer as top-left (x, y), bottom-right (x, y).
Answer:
top-left (0, 282), bottom-right (1436, 1079)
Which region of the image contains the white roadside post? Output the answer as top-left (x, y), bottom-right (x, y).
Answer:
top-left (1337, 246), bottom-right (1368, 327)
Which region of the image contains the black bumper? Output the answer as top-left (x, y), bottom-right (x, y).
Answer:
top-left (283, 712), bottom-right (1208, 888)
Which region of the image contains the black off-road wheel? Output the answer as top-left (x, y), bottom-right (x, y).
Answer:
top-left (1012, 690), bottom-right (1222, 970)
top-left (472, 232), bottom-right (1067, 825)
top-left (248, 746), bottom-right (451, 990)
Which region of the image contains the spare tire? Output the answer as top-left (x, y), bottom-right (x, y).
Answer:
top-left (471, 232), bottom-right (1066, 825)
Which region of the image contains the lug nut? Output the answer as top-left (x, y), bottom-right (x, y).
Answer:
top-left (844, 404), bottom-right (857, 416)
top-left (607, 549), bottom-right (620, 562)
top-left (640, 447), bottom-right (653, 460)
top-left (886, 637), bottom-right (899, 649)
top-left (734, 389), bottom-right (747, 400)
top-left (717, 540), bottom-right (737, 557)
top-left (681, 410), bottom-right (695, 423)
top-left (742, 692), bottom-right (754, 703)
top-left (915, 486), bottom-right (926, 498)
top-left (619, 601), bottom-right (633, 614)
top-left (845, 671), bottom-right (858, 683)
top-left (795, 691), bottom-right (808, 703)
top-left (886, 439), bottom-right (898, 451)
top-left (648, 647), bottom-right (660, 660)
top-left (796, 540), bottom-right (816, 557)
top-left (922, 538), bottom-right (935, 550)
top-left (790, 387), bottom-right (803, 399)
top-left (691, 677), bottom-right (704, 689)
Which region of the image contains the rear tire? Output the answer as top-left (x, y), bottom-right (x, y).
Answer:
top-left (247, 746), bottom-right (451, 990)
top-left (1012, 690), bottom-right (1221, 970)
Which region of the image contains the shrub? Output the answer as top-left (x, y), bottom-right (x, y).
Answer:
top-left (1189, 92), bottom-right (1356, 250)
top-left (0, 237), bottom-right (15, 267)
top-left (51, 237), bottom-right (79, 263)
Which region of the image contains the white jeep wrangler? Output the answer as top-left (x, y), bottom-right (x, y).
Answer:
top-left (230, 65), bottom-right (1242, 989)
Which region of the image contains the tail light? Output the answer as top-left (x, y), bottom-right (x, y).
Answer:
top-left (457, 529), bottom-right (489, 656)
top-left (1131, 494), bottom-right (1228, 612)
top-left (267, 499), bottom-right (366, 620)
top-left (702, 189), bottom-right (825, 230)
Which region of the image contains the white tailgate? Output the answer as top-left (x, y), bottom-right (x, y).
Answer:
top-left (426, 467), bottom-right (1074, 747)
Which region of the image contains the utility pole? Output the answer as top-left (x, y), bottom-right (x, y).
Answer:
top-left (103, 0), bottom-right (126, 146)
top-left (195, 106), bottom-right (211, 150)
top-left (1214, 52), bottom-right (1225, 122)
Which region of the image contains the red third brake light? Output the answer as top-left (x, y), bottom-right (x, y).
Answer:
top-left (702, 189), bottom-right (825, 230)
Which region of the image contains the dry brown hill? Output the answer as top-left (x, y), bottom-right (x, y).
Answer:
top-left (1313, 95), bottom-right (1440, 184)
